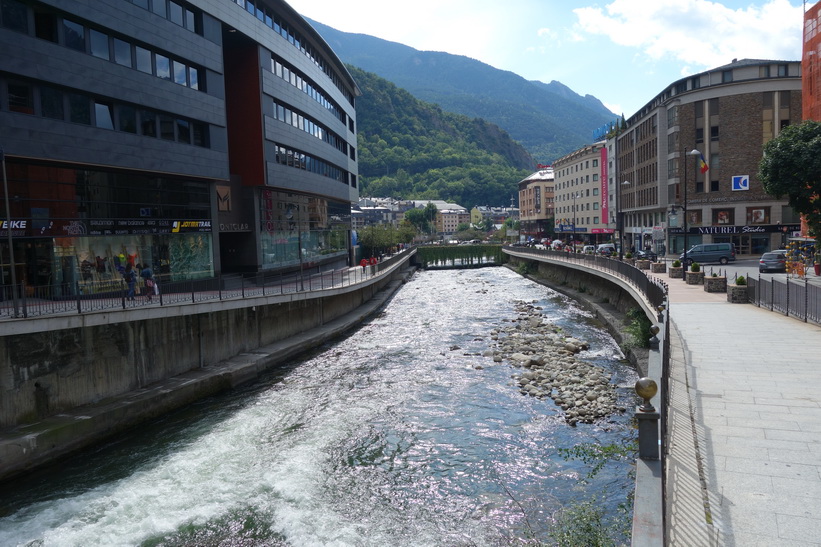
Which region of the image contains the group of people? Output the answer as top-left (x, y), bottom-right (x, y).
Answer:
top-left (122, 264), bottom-right (157, 301)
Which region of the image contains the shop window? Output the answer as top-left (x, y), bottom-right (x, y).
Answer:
top-left (8, 82), bottom-right (34, 114)
top-left (114, 38), bottom-right (131, 67)
top-left (40, 86), bottom-right (64, 119)
top-left (68, 93), bottom-right (90, 124)
top-left (63, 19), bottom-right (85, 52)
top-left (747, 207), bottom-right (770, 224)
top-left (90, 29), bottom-right (109, 60)
top-left (713, 209), bottom-right (733, 225)
top-left (94, 101), bottom-right (114, 129)
top-left (1, 0), bottom-right (28, 32)
top-left (135, 46), bottom-right (152, 74)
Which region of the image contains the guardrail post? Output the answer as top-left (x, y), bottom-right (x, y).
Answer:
top-left (76, 281), bottom-right (82, 314)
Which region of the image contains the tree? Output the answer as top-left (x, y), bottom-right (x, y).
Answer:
top-left (404, 208), bottom-right (431, 234)
top-left (759, 120), bottom-right (821, 251)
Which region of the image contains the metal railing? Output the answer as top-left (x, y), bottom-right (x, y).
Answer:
top-left (0, 249), bottom-right (414, 320)
top-left (748, 275), bottom-right (821, 325)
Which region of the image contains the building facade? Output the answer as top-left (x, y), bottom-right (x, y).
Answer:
top-left (517, 167), bottom-right (554, 242)
top-left (617, 59), bottom-right (802, 256)
top-left (0, 0), bottom-right (359, 294)
top-left (553, 142), bottom-right (611, 245)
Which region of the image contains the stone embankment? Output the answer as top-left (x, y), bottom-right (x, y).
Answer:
top-left (485, 300), bottom-right (622, 425)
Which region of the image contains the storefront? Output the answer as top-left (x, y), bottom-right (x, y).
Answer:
top-left (0, 161), bottom-right (215, 296)
top-left (668, 223), bottom-right (801, 256)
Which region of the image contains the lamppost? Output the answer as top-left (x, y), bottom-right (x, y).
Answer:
top-left (618, 181), bottom-right (630, 259)
top-left (669, 149), bottom-right (702, 279)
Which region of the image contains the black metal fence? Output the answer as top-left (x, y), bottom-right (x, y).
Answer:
top-left (0, 249), bottom-right (414, 320)
top-left (747, 275), bottom-right (821, 325)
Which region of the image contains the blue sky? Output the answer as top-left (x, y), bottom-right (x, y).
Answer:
top-left (290, 0), bottom-right (806, 117)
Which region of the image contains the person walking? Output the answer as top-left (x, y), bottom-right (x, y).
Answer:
top-left (123, 263), bottom-right (136, 301)
top-left (140, 264), bottom-right (155, 301)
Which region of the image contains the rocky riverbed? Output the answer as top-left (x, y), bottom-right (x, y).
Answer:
top-left (485, 300), bottom-right (623, 425)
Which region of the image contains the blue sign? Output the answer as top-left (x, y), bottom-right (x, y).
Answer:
top-left (732, 175), bottom-right (749, 191)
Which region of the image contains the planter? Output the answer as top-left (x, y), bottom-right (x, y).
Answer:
top-left (651, 262), bottom-right (667, 273)
top-left (668, 266), bottom-right (683, 279)
top-left (703, 276), bottom-right (727, 293)
top-left (727, 284), bottom-right (748, 303)
top-left (636, 259), bottom-right (651, 270)
top-left (815, 263), bottom-right (821, 276)
top-left (624, 258), bottom-right (636, 266)
top-left (685, 271), bottom-right (705, 285)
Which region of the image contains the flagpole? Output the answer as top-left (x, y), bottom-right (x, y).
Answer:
top-left (0, 147), bottom-right (19, 317)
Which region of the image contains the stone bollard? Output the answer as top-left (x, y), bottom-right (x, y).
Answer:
top-left (635, 377), bottom-right (660, 460)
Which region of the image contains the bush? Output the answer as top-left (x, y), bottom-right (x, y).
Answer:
top-left (712, 273), bottom-right (718, 277)
top-left (624, 252), bottom-right (633, 259)
top-left (690, 262), bottom-right (700, 272)
top-left (736, 275), bottom-right (747, 285)
top-left (624, 307), bottom-right (652, 349)
top-left (672, 259), bottom-right (681, 268)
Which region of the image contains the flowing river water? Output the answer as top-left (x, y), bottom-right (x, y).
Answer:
top-left (0, 267), bottom-right (638, 546)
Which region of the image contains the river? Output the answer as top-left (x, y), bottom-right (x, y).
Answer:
top-left (0, 267), bottom-right (637, 546)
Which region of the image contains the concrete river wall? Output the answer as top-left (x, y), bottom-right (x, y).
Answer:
top-left (0, 255), bottom-right (415, 482)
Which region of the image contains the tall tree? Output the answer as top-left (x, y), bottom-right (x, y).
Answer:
top-left (759, 120), bottom-right (821, 251)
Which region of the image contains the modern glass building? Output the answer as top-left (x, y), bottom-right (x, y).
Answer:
top-left (0, 0), bottom-right (359, 294)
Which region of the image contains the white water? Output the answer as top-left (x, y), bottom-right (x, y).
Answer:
top-left (0, 268), bottom-right (635, 546)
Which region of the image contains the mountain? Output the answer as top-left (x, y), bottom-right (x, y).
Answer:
top-left (350, 66), bottom-right (532, 207)
top-left (309, 19), bottom-right (618, 162)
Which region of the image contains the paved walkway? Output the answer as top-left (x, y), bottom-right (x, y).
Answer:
top-left (661, 275), bottom-right (821, 546)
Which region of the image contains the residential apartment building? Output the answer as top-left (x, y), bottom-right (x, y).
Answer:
top-left (517, 167), bottom-right (555, 242)
top-left (617, 59), bottom-right (802, 256)
top-left (553, 142), bottom-right (611, 245)
top-left (0, 0), bottom-right (359, 293)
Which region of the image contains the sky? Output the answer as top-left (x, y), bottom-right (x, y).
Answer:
top-left (288, 0), bottom-right (807, 117)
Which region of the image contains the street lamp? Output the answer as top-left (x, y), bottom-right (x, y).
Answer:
top-left (669, 149), bottom-right (702, 279)
top-left (618, 181), bottom-right (630, 260)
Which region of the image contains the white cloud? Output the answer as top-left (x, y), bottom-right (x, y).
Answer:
top-left (573, 0), bottom-right (803, 69)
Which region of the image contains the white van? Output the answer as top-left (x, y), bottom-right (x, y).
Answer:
top-left (596, 243), bottom-right (616, 256)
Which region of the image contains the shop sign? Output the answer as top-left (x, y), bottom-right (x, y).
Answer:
top-left (668, 223), bottom-right (800, 235)
top-left (0, 219), bottom-right (27, 237)
top-left (219, 222), bottom-right (251, 232)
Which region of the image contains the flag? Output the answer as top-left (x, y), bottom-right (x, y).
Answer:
top-left (698, 153), bottom-right (709, 174)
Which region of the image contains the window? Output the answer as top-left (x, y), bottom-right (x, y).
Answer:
top-left (40, 86), bottom-right (64, 119)
top-left (176, 118), bottom-right (190, 143)
top-left (1, 0), bottom-right (28, 32)
top-left (8, 82), bottom-right (33, 113)
top-left (710, 126), bottom-right (719, 141)
top-left (64, 19), bottom-right (85, 52)
top-left (159, 114), bottom-right (175, 140)
top-left (135, 46), bottom-right (151, 73)
top-left (695, 128), bottom-right (704, 144)
top-left (710, 180), bottom-right (719, 192)
top-left (747, 207), bottom-right (770, 224)
top-left (592, 188), bottom-right (598, 196)
top-left (90, 29), bottom-right (109, 60)
top-left (152, 0), bottom-right (166, 17)
top-left (696, 181), bottom-right (704, 193)
top-left (169, 1), bottom-right (184, 26)
top-left (114, 38), bottom-right (131, 67)
top-left (34, 9), bottom-right (58, 42)
top-left (722, 70), bottom-right (733, 83)
top-left (68, 93), bottom-right (90, 124)
top-left (94, 101), bottom-right (114, 129)
top-left (140, 110), bottom-right (156, 137)
top-left (759, 66), bottom-right (771, 78)
top-left (155, 54), bottom-right (171, 80)
top-left (713, 209), bottom-right (733, 225)
top-left (173, 60), bottom-right (187, 85)
top-left (778, 64), bottom-right (788, 77)
top-left (189, 67), bottom-right (199, 90)
top-left (118, 105), bottom-right (137, 133)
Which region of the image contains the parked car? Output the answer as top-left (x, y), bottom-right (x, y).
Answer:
top-left (582, 245), bottom-right (596, 254)
top-left (596, 243), bottom-right (616, 256)
top-left (679, 243), bottom-right (736, 265)
top-left (635, 249), bottom-right (658, 261)
top-left (759, 250), bottom-right (788, 273)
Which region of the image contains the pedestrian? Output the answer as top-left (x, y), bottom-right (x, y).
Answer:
top-left (123, 263), bottom-right (136, 301)
top-left (140, 264), bottom-right (155, 301)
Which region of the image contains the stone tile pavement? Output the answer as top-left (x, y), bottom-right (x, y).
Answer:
top-left (662, 276), bottom-right (821, 546)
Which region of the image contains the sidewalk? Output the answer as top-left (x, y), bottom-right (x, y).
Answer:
top-left (661, 275), bottom-right (821, 545)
